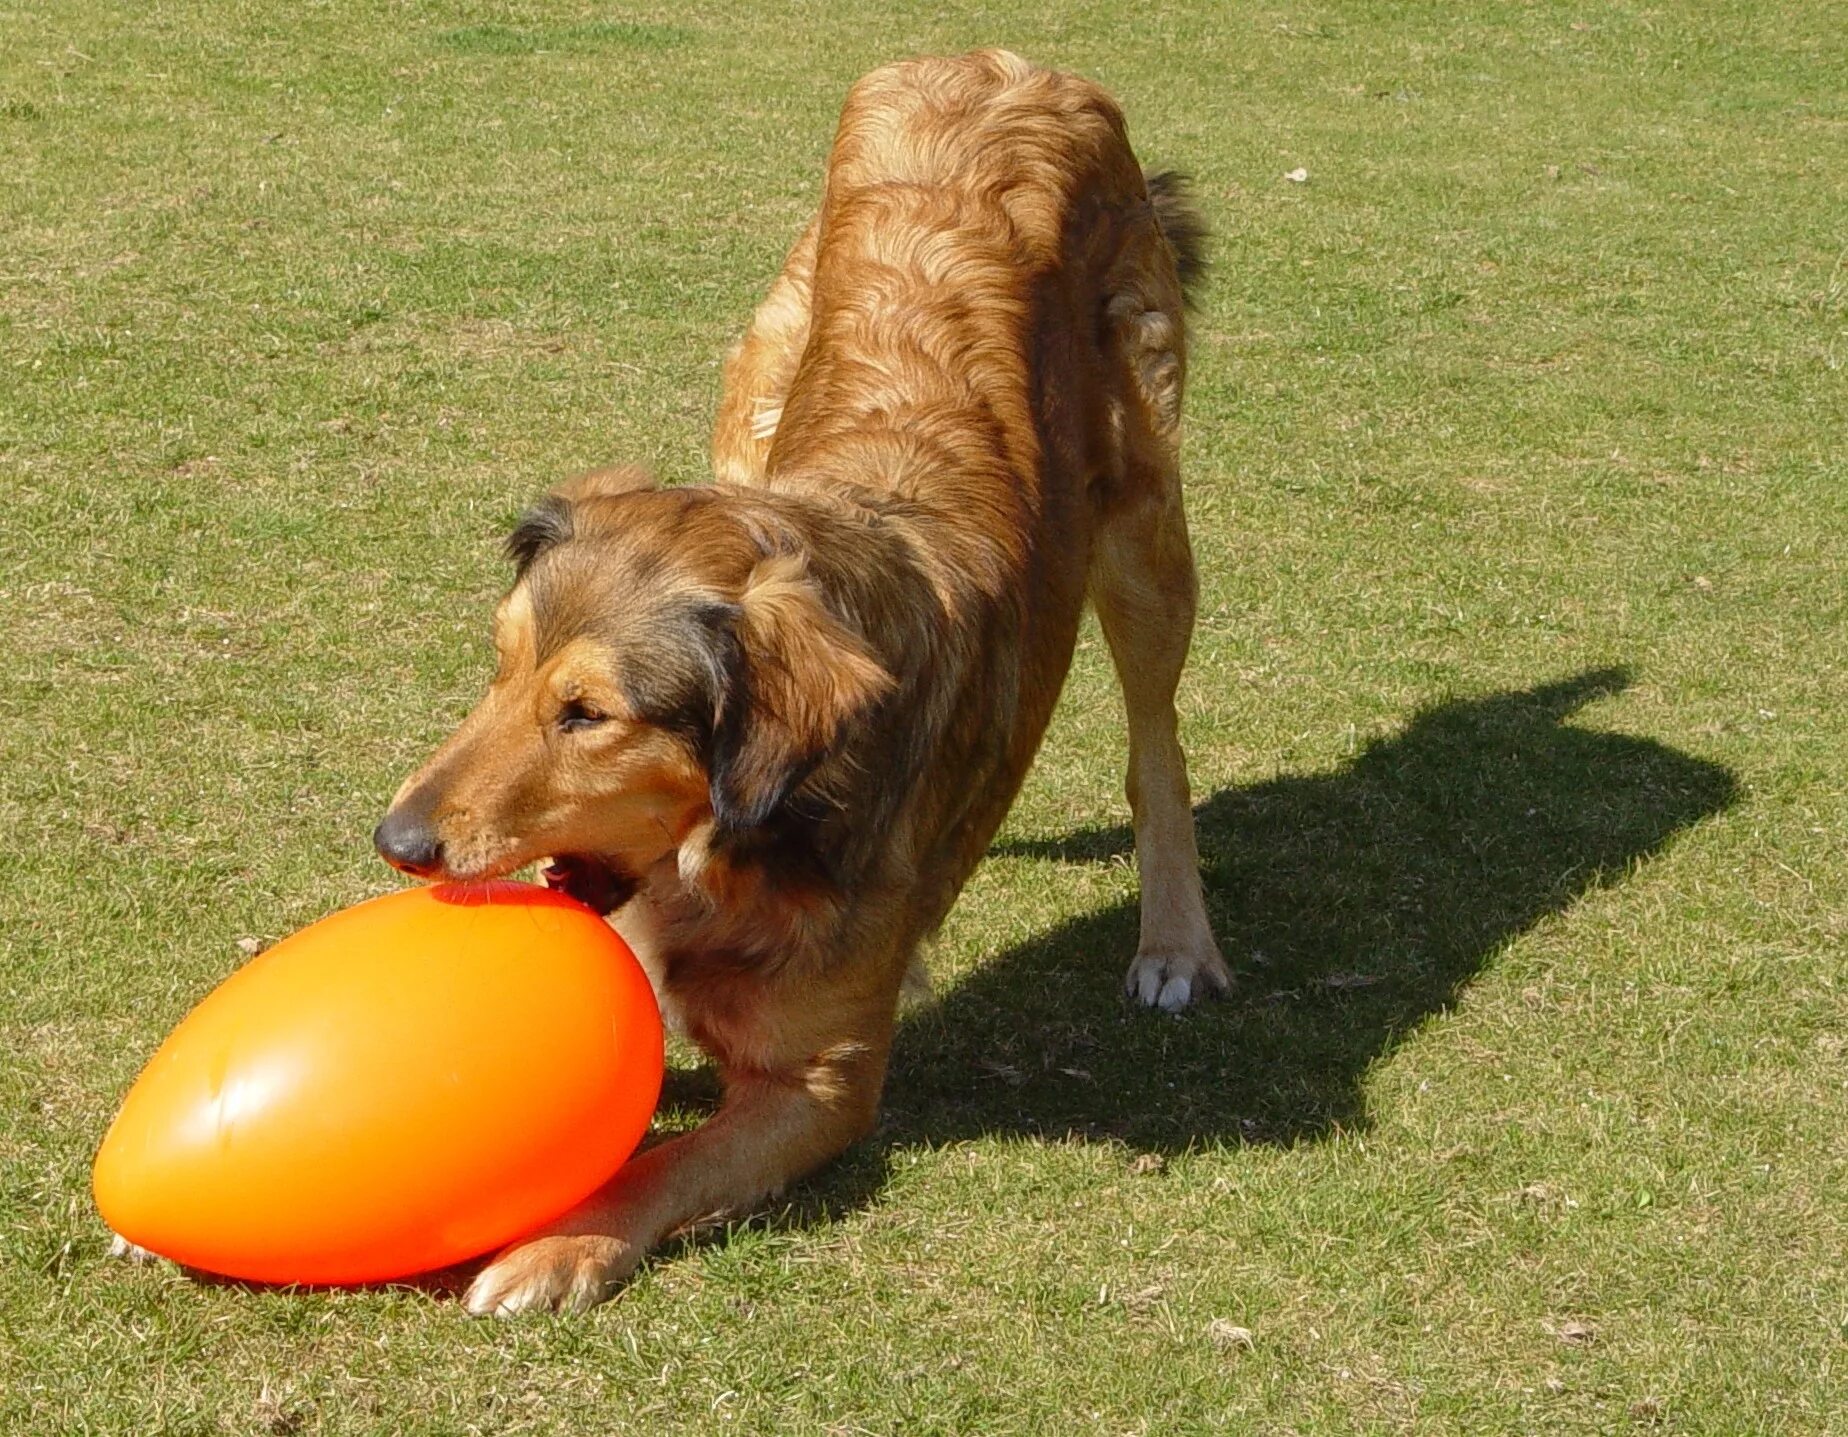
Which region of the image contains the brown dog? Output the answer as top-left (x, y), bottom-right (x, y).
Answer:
top-left (373, 49), bottom-right (1226, 1315)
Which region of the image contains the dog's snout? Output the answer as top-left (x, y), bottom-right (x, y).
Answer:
top-left (373, 809), bottom-right (444, 876)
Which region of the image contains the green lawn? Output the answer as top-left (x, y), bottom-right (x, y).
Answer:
top-left (3, 1), bottom-right (1844, 1431)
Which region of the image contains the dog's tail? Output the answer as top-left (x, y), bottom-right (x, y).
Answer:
top-left (1145, 169), bottom-right (1209, 310)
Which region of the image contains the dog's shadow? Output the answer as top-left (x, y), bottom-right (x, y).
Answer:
top-left (717, 665), bottom-right (1737, 1226)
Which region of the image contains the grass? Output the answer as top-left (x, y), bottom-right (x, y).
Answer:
top-left (2, 0), bottom-right (1844, 1431)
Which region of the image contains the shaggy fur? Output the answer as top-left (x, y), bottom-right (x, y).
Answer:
top-left (372, 49), bottom-right (1226, 1315)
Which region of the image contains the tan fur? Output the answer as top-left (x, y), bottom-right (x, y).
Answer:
top-left (375, 50), bottom-right (1225, 1315)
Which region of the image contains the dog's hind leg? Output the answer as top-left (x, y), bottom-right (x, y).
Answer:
top-left (1091, 485), bottom-right (1229, 1012)
top-left (1089, 291), bottom-right (1228, 1012)
top-left (712, 217), bottom-right (818, 485)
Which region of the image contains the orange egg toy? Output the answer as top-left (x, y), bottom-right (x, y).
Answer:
top-left (92, 881), bottom-right (662, 1285)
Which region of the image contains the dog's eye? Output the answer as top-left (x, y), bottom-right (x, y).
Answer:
top-left (557, 699), bottom-right (608, 733)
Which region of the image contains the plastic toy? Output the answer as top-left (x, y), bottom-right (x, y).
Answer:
top-left (93, 880), bottom-right (662, 1285)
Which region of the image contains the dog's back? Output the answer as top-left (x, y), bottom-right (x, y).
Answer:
top-left (720, 49), bottom-right (1198, 533)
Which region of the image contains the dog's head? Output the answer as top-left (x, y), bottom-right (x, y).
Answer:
top-left (373, 466), bottom-right (891, 911)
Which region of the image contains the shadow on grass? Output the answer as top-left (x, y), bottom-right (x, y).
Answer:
top-left (768, 666), bottom-right (1737, 1219)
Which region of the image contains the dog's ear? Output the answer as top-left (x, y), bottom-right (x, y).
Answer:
top-left (708, 555), bottom-right (892, 833)
top-left (505, 494), bottom-right (573, 577)
top-left (504, 466), bottom-right (657, 578)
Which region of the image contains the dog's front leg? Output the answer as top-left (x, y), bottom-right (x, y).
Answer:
top-left (465, 1040), bottom-right (886, 1316)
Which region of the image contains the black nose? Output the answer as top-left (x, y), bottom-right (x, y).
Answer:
top-left (373, 810), bottom-right (444, 876)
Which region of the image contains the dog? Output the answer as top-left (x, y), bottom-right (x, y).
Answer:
top-left (372, 48), bottom-right (1227, 1315)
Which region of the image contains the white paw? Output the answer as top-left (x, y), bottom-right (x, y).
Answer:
top-left (464, 1234), bottom-right (637, 1317)
top-left (107, 1232), bottom-right (162, 1264)
top-left (1125, 943), bottom-right (1231, 1013)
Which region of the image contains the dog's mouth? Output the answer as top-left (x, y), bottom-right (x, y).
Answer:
top-left (539, 854), bottom-right (640, 916)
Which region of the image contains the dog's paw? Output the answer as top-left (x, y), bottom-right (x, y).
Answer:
top-left (1125, 942), bottom-right (1231, 1013)
top-left (107, 1232), bottom-right (162, 1264)
top-left (465, 1234), bottom-right (638, 1317)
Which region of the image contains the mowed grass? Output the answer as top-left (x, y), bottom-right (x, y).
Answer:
top-left (2, 0), bottom-right (1844, 1431)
